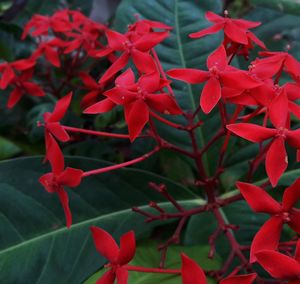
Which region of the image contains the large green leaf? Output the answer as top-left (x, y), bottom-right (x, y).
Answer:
top-left (0, 137), bottom-right (21, 160)
top-left (0, 156), bottom-right (200, 284)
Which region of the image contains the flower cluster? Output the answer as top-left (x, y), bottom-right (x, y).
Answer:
top-left (4, 7), bottom-right (300, 284)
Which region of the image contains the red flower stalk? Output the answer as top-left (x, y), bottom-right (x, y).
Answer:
top-left (90, 226), bottom-right (136, 284)
top-left (255, 240), bottom-right (300, 282)
top-left (237, 180), bottom-right (300, 263)
top-left (84, 69), bottom-right (182, 141)
top-left (227, 89), bottom-right (300, 186)
top-left (189, 11), bottom-right (264, 55)
top-left (167, 45), bottom-right (261, 113)
top-left (39, 134), bottom-right (83, 228)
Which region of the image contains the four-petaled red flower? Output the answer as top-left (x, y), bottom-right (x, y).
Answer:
top-left (237, 180), bottom-right (300, 263)
top-left (84, 69), bottom-right (182, 141)
top-left (39, 134), bottom-right (83, 228)
top-left (227, 90), bottom-right (300, 186)
top-left (90, 226), bottom-right (136, 284)
top-left (189, 11), bottom-right (264, 54)
top-left (167, 45), bottom-right (261, 113)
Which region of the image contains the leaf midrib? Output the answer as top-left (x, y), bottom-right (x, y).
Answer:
top-left (0, 199), bottom-right (205, 256)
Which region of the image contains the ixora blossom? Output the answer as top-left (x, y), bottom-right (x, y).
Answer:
top-left (237, 180), bottom-right (300, 262)
top-left (84, 69), bottom-right (182, 141)
top-left (39, 134), bottom-right (83, 228)
top-left (189, 11), bottom-right (265, 57)
top-left (255, 240), bottom-right (300, 282)
top-left (167, 44), bottom-right (261, 113)
top-left (227, 89), bottom-right (300, 187)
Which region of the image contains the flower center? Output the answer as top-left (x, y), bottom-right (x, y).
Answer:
top-left (282, 211), bottom-right (291, 223)
top-left (276, 127), bottom-right (288, 138)
top-left (137, 86), bottom-right (147, 100)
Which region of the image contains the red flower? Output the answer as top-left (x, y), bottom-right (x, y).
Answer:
top-left (39, 134), bottom-right (83, 228)
top-left (227, 90), bottom-right (300, 186)
top-left (237, 180), bottom-right (300, 262)
top-left (84, 69), bottom-right (182, 141)
top-left (3, 68), bottom-right (44, 108)
top-left (189, 11), bottom-right (263, 54)
top-left (220, 273), bottom-right (257, 284)
top-left (97, 27), bottom-right (169, 83)
top-left (79, 72), bottom-right (106, 109)
top-left (0, 59), bottom-right (36, 89)
top-left (90, 226), bottom-right (136, 284)
top-left (256, 240), bottom-right (300, 281)
top-left (257, 51), bottom-right (300, 81)
top-left (167, 45), bottom-right (261, 113)
top-left (181, 254), bottom-right (207, 284)
top-left (43, 92), bottom-right (72, 144)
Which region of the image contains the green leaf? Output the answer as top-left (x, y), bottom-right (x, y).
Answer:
top-left (66, 0), bottom-right (93, 15)
top-left (0, 137), bottom-right (21, 160)
top-left (250, 0), bottom-right (300, 17)
top-left (0, 156), bottom-right (201, 284)
top-left (84, 241), bottom-right (221, 284)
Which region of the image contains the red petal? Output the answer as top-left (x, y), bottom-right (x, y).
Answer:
top-left (23, 82), bottom-right (45, 97)
top-left (269, 89), bottom-right (288, 128)
top-left (256, 250), bottom-right (300, 279)
top-left (115, 68), bottom-right (135, 87)
top-left (200, 77), bottom-right (221, 114)
top-left (12, 59), bottom-right (36, 71)
top-left (266, 137), bottom-right (288, 187)
top-left (250, 217), bottom-right (283, 263)
top-left (58, 167), bottom-right (83, 188)
top-left (39, 173), bottom-right (55, 193)
top-left (236, 182), bottom-right (281, 213)
top-left (134, 32), bottom-right (169, 51)
top-left (125, 100), bottom-right (149, 141)
top-left (138, 72), bottom-right (161, 93)
top-left (46, 134), bottom-right (64, 175)
top-left (146, 93), bottom-right (182, 115)
top-left (116, 267), bottom-right (128, 284)
top-left (295, 240), bottom-right (300, 262)
top-left (285, 55), bottom-right (300, 79)
top-left (96, 269), bottom-right (115, 284)
top-left (289, 210), bottom-right (300, 235)
top-left (181, 253), bottom-right (207, 284)
top-left (7, 88), bottom-right (23, 108)
top-left (57, 188), bottom-right (72, 228)
top-left (167, 68), bottom-right (209, 84)
top-left (79, 72), bottom-right (98, 89)
top-left (84, 98), bottom-right (116, 114)
top-left (0, 65), bottom-right (15, 89)
top-left (220, 273), bottom-right (257, 284)
top-left (99, 53), bottom-right (130, 84)
top-left (106, 30), bottom-right (127, 51)
top-left (117, 231), bottom-right (136, 265)
top-left (48, 92), bottom-right (72, 123)
top-left (247, 32), bottom-right (266, 49)
top-left (90, 226), bottom-right (120, 262)
top-left (47, 122), bottom-right (70, 142)
top-left (224, 22), bottom-right (248, 44)
top-left (289, 102), bottom-right (300, 120)
top-left (63, 39), bottom-right (82, 54)
top-left (287, 129), bottom-right (300, 149)
top-left (226, 123), bottom-right (276, 143)
top-left (221, 71), bottom-right (262, 90)
top-left (44, 46), bottom-right (60, 67)
top-left (207, 45), bottom-right (227, 70)
top-left (234, 18), bottom-right (261, 29)
top-left (205, 11), bottom-right (224, 23)
top-left (131, 49), bottom-right (156, 74)
top-left (189, 23), bottom-right (223, 38)
top-left (282, 178), bottom-right (300, 210)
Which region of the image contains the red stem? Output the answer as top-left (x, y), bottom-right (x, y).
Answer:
top-left (82, 147), bottom-right (160, 177)
top-left (125, 265), bottom-right (181, 274)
